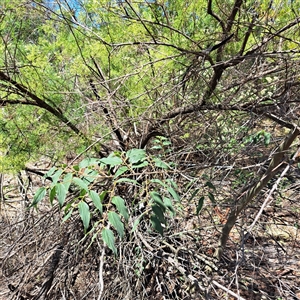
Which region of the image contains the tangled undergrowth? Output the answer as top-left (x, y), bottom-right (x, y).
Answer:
top-left (1, 161), bottom-right (300, 300)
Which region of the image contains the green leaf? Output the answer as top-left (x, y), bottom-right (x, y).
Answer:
top-left (132, 216), bottom-right (142, 232)
top-left (108, 211), bottom-right (124, 238)
top-left (196, 196), bottom-right (205, 215)
top-left (208, 192), bottom-right (215, 204)
top-left (31, 187), bottom-right (46, 207)
top-left (114, 166), bottom-right (129, 178)
top-left (82, 168), bottom-right (98, 184)
top-left (78, 201), bottom-right (90, 233)
top-left (166, 179), bottom-right (178, 189)
top-left (89, 190), bottom-right (103, 214)
top-left (163, 197), bottom-right (175, 216)
top-left (126, 148), bottom-right (146, 164)
top-left (131, 161), bottom-right (148, 168)
top-left (49, 186), bottom-right (56, 205)
top-left (79, 157), bottom-right (100, 168)
top-left (150, 178), bottom-right (167, 187)
top-left (99, 191), bottom-right (107, 202)
top-left (167, 186), bottom-right (180, 201)
top-left (152, 204), bottom-right (166, 224)
top-left (151, 215), bottom-right (164, 236)
top-left (102, 228), bottom-right (117, 255)
top-left (112, 196), bottom-right (129, 221)
top-left (56, 183), bottom-right (67, 207)
top-left (63, 173), bottom-right (73, 191)
top-left (100, 155), bottom-right (122, 167)
top-left (205, 181), bottom-right (216, 191)
top-left (44, 167), bottom-right (56, 179)
top-left (150, 192), bottom-right (166, 211)
top-left (73, 177), bottom-right (89, 191)
top-left (153, 157), bottom-right (169, 169)
top-left (51, 169), bottom-right (63, 185)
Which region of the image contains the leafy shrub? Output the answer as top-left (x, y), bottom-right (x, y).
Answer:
top-left (32, 149), bottom-right (180, 254)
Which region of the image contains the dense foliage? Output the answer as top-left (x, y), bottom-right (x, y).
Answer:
top-left (1, 0), bottom-right (300, 298)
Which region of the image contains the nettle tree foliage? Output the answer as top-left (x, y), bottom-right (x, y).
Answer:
top-left (1, 0), bottom-right (300, 274)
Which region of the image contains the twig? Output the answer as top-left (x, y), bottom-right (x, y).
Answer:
top-left (97, 240), bottom-right (105, 300)
top-left (212, 280), bottom-right (246, 300)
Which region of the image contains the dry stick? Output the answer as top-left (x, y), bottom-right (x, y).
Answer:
top-left (212, 280), bottom-right (246, 300)
top-left (247, 145), bottom-right (300, 233)
top-left (218, 125), bottom-right (300, 259)
top-left (97, 240), bottom-right (105, 300)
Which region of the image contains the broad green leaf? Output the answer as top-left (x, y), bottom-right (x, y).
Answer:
top-left (44, 167), bottom-right (56, 179)
top-left (153, 157), bottom-right (169, 169)
top-left (73, 177), bottom-right (89, 191)
top-left (78, 201), bottom-right (90, 233)
top-left (166, 179), bottom-right (178, 189)
top-left (208, 192), bottom-right (215, 204)
top-left (51, 169), bottom-right (63, 185)
top-left (63, 173), bottom-right (73, 191)
top-left (82, 168), bottom-right (98, 184)
top-left (150, 179), bottom-right (167, 187)
top-left (102, 228), bottom-right (117, 255)
top-left (150, 192), bottom-right (166, 211)
top-left (56, 183), bottom-right (67, 207)
top-left (100, 156), bottom-right (122, 167)
top-left (49, 186), bottom-right (56, 205)
top-left (151, 215), bottom-right (164, 236)
top-left (31, 187), bottom-right (46, 207)
top-left (115, 178), bottom-right (139, 184)
top-left (196, 196), bottom-right (205, 215)
top-left (126, 148), bottom-right (146, 164)
top-left (108, 211), bottom-right (124, 238)
top-left (114, 166), bottom-right (129, 179)
top-left (131, 161), bottom-right (148, 168)
top-left (152, 204), bottom-right (166, 224)
top-left (163, 197), bottom-right (175, 216)
top-left (79, 157), bottom-right (100, 168)
top-left (73, 165), bottom-right (80, 171)
top-left (205, 181), bottom-right (216, 191)
top-left (132, 216), bottom-right (142, 232)
top-left (89, 190), bottom-right (102, 214)
top-left (99, 190), bottom-right (107, 202)
top-left (167, 186), bottom-right (180, 201)
top-left (112, 196), bottom-right (129, 221)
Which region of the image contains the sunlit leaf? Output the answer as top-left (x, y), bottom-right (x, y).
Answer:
top-left (102, 228), bottom-right (117, 255)
top-left (126, 148), bottom-right (146, 164)
top-left (31, 187), bottom-right (46, 207)
top-left (100, 156), bottom-right (122, 166)
top-left (153, 157), bottom-right (169, 169)
top-left (112, 196), bottom-right (129, 221)
top-left (89, 190), bottom-right (102, 214)
top-left (56, 183), bottom-right (67, 207)
top-left (114, 166), bottom-right (129, 178)
top-left (167, 186), bottom-right (180, 201)
top-left (63, 173), bottom-right (73, 191)
top-left (163, 197), bottom-right (175, 216)
top-left (78, 201), bottom-right (90, 233)
top-left (73, 177), bottom-right (89, 191)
